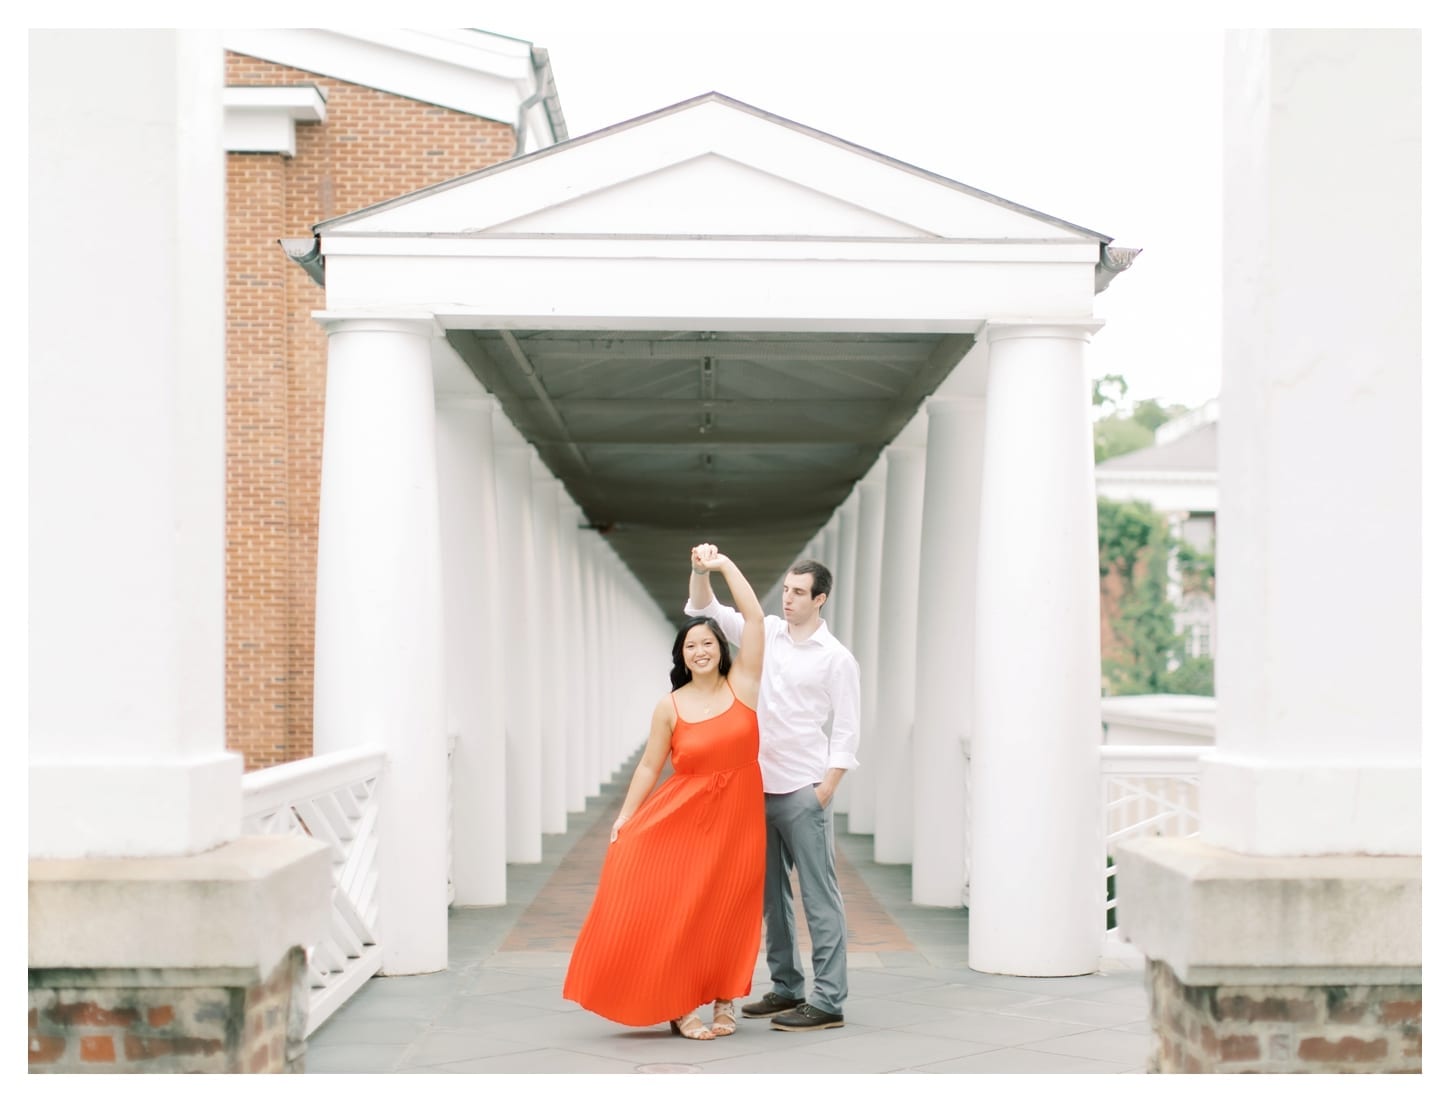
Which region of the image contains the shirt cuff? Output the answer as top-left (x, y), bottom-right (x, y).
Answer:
top-left (827, 751), bottom-right (859, 772)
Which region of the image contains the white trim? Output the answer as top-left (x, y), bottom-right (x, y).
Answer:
top-left (320, 235), bottom-right (1100, 262)
top-left (320, 96), bottom-right (1102, 241)
top-left (223, 29), bottom-right (545, 129)
top-left (223, 85), bottom-right (326, 157)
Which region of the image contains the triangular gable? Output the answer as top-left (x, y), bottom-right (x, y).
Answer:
top-left (319, 93), bottom-right (1108, 243)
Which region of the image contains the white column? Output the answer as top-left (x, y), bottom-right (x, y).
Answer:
top-left (435, 392), bottom-right (507, 905)
top-left (830, 491), bottom-right (861, 815)
top-left (29, 29), bottom-right (241, 859)
top-left (491, 416), bottom-right (543, 862)
top-left (912, 396), bottom-right (987, 906)
top-left (1202, 29), bottom-right (1420, 857)
top-left (581, 537), bottom-right (606, 794)
top-left (872, 414), bottom-right (928, 863)
top-left (531, 459), bottom-right (567, 835)
top-left (312, 312), bottom-right (448, 974)
top-left (557, 499), bottom-right (589, 814)
top-left (969, 320), bottom-right (1103, 976)
top-left (832, 491), bottom-right (860, 652)
top-left (819, 516), bottom-right (839, 578)
top-left (847, 461), bottom-right (887, 835)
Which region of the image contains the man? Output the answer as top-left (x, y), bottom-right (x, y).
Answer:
top-left (686, 543), bottom-right (860, 1031)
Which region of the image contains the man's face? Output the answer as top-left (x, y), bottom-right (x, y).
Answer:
top-left (781, 572), bottom-right (826, 626)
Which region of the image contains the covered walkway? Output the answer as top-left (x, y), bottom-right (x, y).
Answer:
top-left (304, 757), bottom-right (1149, 1074)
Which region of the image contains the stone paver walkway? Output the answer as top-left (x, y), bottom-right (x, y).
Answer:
top-left (305, 759), bottom-right (1151, 1074)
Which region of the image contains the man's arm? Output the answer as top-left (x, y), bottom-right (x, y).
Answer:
top-left (688, 546), bottom-right (717, 612)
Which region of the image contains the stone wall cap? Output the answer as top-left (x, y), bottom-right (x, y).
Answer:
top-left (29, 834), bottom-right (326, 883)
top-left (1119, 835), bottom-right (1422, 880)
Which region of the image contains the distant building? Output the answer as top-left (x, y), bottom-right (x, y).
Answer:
top-left (219, 30), bottom-right (567, 769)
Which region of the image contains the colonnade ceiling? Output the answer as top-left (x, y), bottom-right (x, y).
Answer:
top-left (448, 326), bottom-right (975, 616)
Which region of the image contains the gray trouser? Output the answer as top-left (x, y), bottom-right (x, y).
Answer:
top-left (763, 785), bottom-right (848, 1014)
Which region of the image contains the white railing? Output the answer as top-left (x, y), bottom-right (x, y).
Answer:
top-left (1101, 744), bottom-right (1206, 926)
top-left (241, 747), bottom-right (386, 1037)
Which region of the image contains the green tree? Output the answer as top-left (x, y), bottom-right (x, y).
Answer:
top-left (1097, 497), bottom-right (1214, 696)
top-left (1094, 417), bottom-right (1154, 463)
top-left (1091, 375), bottom-right (1189, 463)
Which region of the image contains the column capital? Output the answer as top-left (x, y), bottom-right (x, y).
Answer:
top-left (312, 309), bottom-right (442, 338)
top-left (886, 407), bottom-right (930, 450)
top-left (925, 394), bottom-right (987, 415)
top-left (435, 392), bottom-right (498, 412)
top-left (490, 407), bottom-right (531, 447)
top-left (982, 318), bottom-right (1105, 344)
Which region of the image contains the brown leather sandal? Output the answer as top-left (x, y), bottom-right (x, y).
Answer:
top-left (711, 1000), bottom-right (737, 1036)
top-left (669, 1011), bottom-right (716, 1040)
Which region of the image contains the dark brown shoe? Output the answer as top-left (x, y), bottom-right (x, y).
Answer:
top-left (740, 992), bottom-right (805, 1019)
top-left (769, 1004), bottom-right (844, 1031)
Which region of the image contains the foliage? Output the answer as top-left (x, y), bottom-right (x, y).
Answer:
top-left (1092, 373), bottom-right (1129, 412)
top-left (1163, 656), bottom-right (1215, 696)
top-left (1092, 374), bottom-right (1189, 463)
top-left (1097, 497), bottom-right (1214, 697)
top-left (1176, 543), bottom-right (1216, 597)
top-left (1094, 417), bottom-right (1154, 464)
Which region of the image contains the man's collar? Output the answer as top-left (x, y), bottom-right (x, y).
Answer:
top-left (785, 617), bottom-right (832, 646)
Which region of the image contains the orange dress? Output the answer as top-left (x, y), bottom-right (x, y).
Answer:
top-left (563, 693), bottom-right (766, 1026)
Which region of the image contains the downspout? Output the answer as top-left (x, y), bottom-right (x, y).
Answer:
top-left (279, 236), bottom-right (324, 287)
top-left (516, 46), bottom-right (568, 157)
top-left (1095, 244), bottom-right (1142, 293)
top-left (514, 87), bottom-right (545, 157)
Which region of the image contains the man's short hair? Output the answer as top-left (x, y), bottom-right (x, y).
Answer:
top-left (787, 559), bottom-right (833, 600)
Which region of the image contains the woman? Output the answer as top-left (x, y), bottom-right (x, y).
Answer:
top-left (562, 546), bottom-right (765, 1040)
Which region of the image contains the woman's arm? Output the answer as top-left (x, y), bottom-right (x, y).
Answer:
top-left (698, 550), bottom-right (764, 698)
top-left (611, 696), bottom-right (675, 841)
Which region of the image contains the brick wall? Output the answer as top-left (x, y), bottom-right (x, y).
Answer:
top-left (1146, 960), bottom-right (1421, 1073)
top-left (224, 52), bottom-right (516, 770)
top-left (29, 948), bottom-right (310, 1073)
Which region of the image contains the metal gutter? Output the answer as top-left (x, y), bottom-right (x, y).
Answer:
top-left (279, 236), bottom-right (325, 286)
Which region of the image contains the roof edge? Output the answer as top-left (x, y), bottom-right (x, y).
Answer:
top-left (315, 91), bottom-right (1117, 242)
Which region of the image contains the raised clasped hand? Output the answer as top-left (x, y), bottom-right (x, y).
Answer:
top-left (691, 543), bottom-right (721, 570)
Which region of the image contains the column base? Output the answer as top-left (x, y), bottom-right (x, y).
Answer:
top-left (29, 836), bottom-right (331, 1074)
top-left (1116, 837), bottom-right (1421, 1073)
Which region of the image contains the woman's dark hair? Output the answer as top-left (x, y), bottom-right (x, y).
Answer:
top-left (669, 616), bottom-right (732, 690)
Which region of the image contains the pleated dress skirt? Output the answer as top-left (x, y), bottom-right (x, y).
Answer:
top-left (563, 697), bottom-right (766, 1026)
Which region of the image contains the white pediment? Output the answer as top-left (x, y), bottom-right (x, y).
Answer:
top-left (492, 154), bottom-right (932, 237)
top-left (321, 94), bottom-right (1105, 244)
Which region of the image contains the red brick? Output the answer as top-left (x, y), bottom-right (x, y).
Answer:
top-left (1380, 999), bottom-right (1421, 1025)
top-left (147, 1005), bottom-right (175, 1028)
top-left (79, 1035), bottom-right (116, 1062)
top-left (1329, 1000), bottom-right (1370, 1024)
top-left (1219, 1034), bottom-right (1261, 1062)
top-left (29, 1034), bottom-right (66, 1064)
top-left (223, 50), bottom-right (516, 771)
top-left (1217, 994), bottom-right (1316, 1023)
top-left (47, 1002), bottom-right (139, 1028)
top-left (1298, 1036), bottom-right (1389, 1063)
top-left (124, 1035), bottom-right (226, 1061)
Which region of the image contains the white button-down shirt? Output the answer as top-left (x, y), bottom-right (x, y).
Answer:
top-left (684, 595), bottom-right (861, 794)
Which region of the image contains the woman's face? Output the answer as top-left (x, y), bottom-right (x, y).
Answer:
top-left (682, 624), bottom-right (721, 678)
